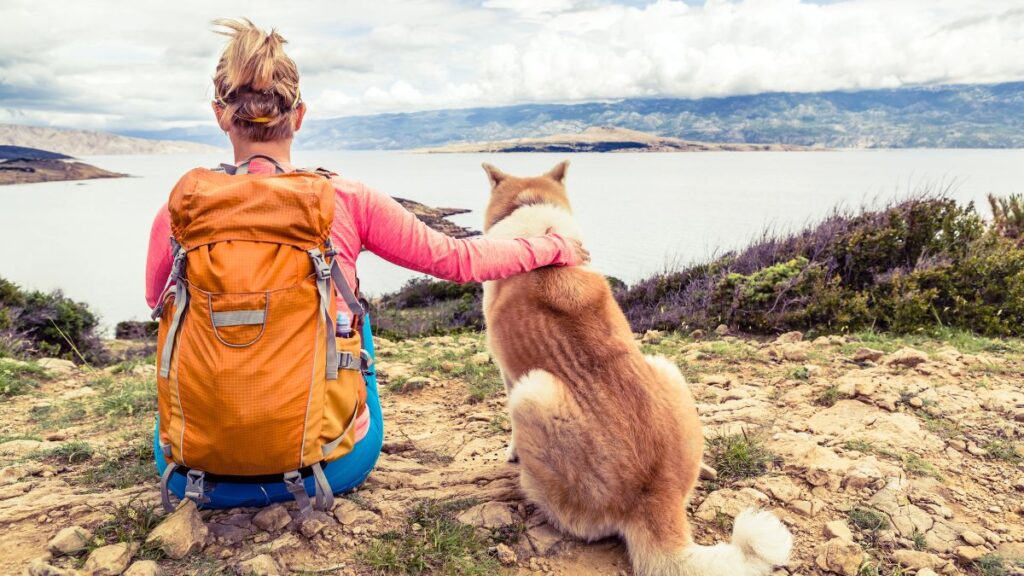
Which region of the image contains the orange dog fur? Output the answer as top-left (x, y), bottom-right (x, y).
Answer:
top-left (481, 161), bottom-right (792, 576)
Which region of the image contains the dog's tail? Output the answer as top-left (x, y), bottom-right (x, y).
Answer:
top-left (625, 508), bottom-right (792, 576)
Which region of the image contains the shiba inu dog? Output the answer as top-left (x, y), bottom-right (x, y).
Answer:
top-left (481, 161), bottom-right (792, 576)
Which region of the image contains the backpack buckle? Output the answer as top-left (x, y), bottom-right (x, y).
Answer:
top-left (184, 469), bottom-right (210, 505)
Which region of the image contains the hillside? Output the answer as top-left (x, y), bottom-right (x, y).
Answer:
top-left (1, 330), bottom-right (1022, 575)
top-left (126, 81), bottom-right (1024, 150)
top-left (0, 124), bottom-right (222, 157)
top-left (418, 126), bottom-right (816, 153)
top-left (0, 158), bottom-right (126, 186)
top-left (0, 146), bottom-right (71, 161)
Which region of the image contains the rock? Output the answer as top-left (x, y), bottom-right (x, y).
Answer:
top-left (299, 511), bottom-right (333, 538)
top-left (641, 330), bottom-right (664, 344)
top-left (996, 542), bottom-right (1024, 562)
top-left (0, 439), bottom-right (49, 457)
top-left (702, 374), bottom-right (734, 387)
top-left (468, 352), bottom-right (491, 366)
top-left (824, 520), bottom-right (853, 542)
top-left (690, 329), bottom-right (706, 339)
top-left (209, 523), bottom-right (249, 545)
top-left (954, 545), bottom-right (987, 564)
top-left (457, 501), bottom-right (516, 529)
top-left (884, 347), bottom-right (929, 368)
top-left (145, 499), bottom-right (208, 559)
top-left (238, 554), bottom-right (282, 576)
top-left (776, 331), bottom-right (804, 344)
top-left (770, 343), bottom-right (809, 362)
top-left (26, 559), bottom-right (75, 576)
top-left (699, 462), bottom-right (718, 481)
top-left (0, 461), bottom-right (43, 485)
top-left (852, 348), bottom-right (885, 363)
top-left (252, 503), bottom-right (291, 532)
top-left (695, 488), bottom-right (770, 521)
top-left (892, 549), bottom-right (944, 570)
top-left (714, 324), bottom-right (730, 336)
top-left (36, 357), bottom-right (75, 376)
top-left (759, 476), bottom-right (802, 504)
top-left (867, 480), bottom-right (934, 538)
top-left (123, 560), bottom-right (161, 576)
top-left (83, 543), bottom-right (133, 576)
top-left (333, 499), bottom-right (377, 526)
top-left (48, 525), bottom-right (92, 555)
top-left (917, 570), bottom-right (938, 576)
top-left (400, 376), bottom-right (432, 392)
top-left (814, 537), bottom-right (864, 576)
top-left (495, 542), bottom-right (517, 566)
top-left (790, 499), bottom-right (824, 517)
top-left (60, 386), bottom-right (97, 400)
top-left (526, 523), bottom-right (564, 556)
top-left (961, 529), bottom-right (986, 546)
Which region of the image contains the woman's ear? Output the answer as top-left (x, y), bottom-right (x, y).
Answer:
top-left (211, 101), bottom-right (231, 133)
top-left (482, 163), bottom-right (507, 189)
top-left (293, 102), bottom-right (307, 132)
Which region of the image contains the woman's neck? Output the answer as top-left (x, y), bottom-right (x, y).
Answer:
top-left (230, 136), bottom-right (293, 166)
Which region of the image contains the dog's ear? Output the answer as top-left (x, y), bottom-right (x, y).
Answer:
top-left (482, 163), bottom-right (508, 189)
top-left (545, 160), bottom-right (569, 183)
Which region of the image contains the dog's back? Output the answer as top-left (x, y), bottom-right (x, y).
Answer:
top-left (481, 162), bottom-right (792, 576)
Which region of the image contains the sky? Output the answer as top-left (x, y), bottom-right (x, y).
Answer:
top-left (1, 0), bottom-right (1023, 132)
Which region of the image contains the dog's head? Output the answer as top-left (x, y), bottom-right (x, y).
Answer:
top-left (481, 161), bottom-right (571, 232)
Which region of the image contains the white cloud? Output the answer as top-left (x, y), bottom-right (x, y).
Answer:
top-left (0, 0), bottom-right (1022, 132)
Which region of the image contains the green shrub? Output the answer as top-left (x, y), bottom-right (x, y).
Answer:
top-left (0, 276), bottom-right (109, 364)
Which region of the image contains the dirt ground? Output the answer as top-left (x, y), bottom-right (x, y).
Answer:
top-left (2, 329), bottom-right (1023, 575)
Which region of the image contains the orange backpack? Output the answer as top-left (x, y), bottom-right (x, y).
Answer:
top-left (152, 156), bottom-right (368, 517)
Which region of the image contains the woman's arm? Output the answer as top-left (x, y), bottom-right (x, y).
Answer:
top-left (349, 182), bottom-right (584, 283)
top-left (145, 204), bottom-right (173, 309)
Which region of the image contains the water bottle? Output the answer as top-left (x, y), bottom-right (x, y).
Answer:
top-left (335, 312), bottom-right (352, 338)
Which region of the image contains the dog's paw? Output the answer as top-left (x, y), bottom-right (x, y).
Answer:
top-left (506, 444), bottom-right (519, 463)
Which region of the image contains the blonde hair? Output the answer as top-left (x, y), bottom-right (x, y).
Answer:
top-left (212, 18), bottom-right (301, 142)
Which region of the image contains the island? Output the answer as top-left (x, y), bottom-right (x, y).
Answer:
top-left (0, 146), bottom-right (126, 186)
top-left (417, 126), bottom-right (818, 153)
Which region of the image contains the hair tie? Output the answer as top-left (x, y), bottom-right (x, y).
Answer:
top-left (248, 117), bottom-right (273, 123)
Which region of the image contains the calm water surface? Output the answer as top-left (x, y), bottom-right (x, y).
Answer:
top-left (1, 149), bottom-right (1022, 333)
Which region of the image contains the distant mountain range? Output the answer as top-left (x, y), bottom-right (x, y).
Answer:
top-left (417, 126), bottom-right (816, 153)
top-left (0, 124), bottom-right (222, 156)
top-left (122, 82), bottom-right (1024, 150)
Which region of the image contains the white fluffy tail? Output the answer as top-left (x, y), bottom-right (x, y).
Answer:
top-left (628, 509), bottom-right (792, 576)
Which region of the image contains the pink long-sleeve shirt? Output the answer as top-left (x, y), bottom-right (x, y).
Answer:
top-left (145, 158), bottom-right (579, 443)
top-left (145, 157), bottom-right (580, 311)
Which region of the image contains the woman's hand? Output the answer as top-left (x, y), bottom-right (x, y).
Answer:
top-left (546, 227), bottom-right (590, 266)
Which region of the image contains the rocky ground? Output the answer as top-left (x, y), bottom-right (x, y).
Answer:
top-left (1, 328), bottom-right (1023, 575)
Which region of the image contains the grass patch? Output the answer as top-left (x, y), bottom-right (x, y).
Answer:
top-left (911, 530), bottom-right (926, 550)
top-left (919, 413), bottom-right (961, 440)
top-left (487, 413), bottom-right (511, 436)
top-left (815, 385), bottom-right (843, 407)
top-left (786, 366), bottom-right (810, 381)
top-left (984, 440), bottom-right (1022, 463)
top-left (849, 507), bottom-right (890, 533)
top-left (33, 440), bottom-right (94, 465)
top-left (842, 440), bottom-right (875, 453)
top-left (96, 377), bottom-right (156, 419)
top-left (974, 554), bottom-right (1008, 576)
top-left (413, 349), bottom-right (503, 403)
top-left (30, 401), bottom-right (88, 430)
top-left (901, 453), bottom-right (943, 480)
top-left (88, 499), bottom-right (164, 551)
top-left (76, 440), bottom-right (154, 490)
top-left (0, 360), bottom-right (48, 398)
top-left (357, 499), bottom-right (503, 575)
top-left (705, 430), bottom-right (774, 482)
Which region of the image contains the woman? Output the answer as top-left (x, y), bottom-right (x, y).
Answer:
top-left (146, 19), bottom-right (588, 508)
